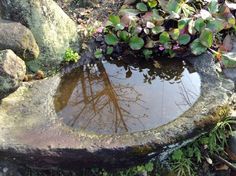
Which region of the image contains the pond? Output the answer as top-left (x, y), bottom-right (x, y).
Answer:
top-left (54, 58), bottom-right (201, 134)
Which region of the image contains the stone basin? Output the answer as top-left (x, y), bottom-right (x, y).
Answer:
top-left (0, 52), bottom-right (234, 169)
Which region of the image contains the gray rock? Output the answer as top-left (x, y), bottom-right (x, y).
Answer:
top-left (223, 68), bottom-right (236, 82)
top-left (229, 131), bottom-right (236, 154)
top-left (0, 51), bottom-right (234, 169)
top-left (0, 50), bottom-right (26, 99)
top-left (0, 0), bottom-right (78, 66)
top-left (0, 19), bottom-right (39, 61)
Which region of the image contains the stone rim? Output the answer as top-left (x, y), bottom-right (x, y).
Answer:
top-left (0, 52), bottom-right (234, 168)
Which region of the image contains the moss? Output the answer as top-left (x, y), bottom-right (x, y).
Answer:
top-left (131, 145), bottom-right (154, 156)
top-left (195, 105), bottom-right (231, 128)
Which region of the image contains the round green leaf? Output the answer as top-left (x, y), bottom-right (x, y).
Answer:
top-left (105, 33), bottom-right (119, 46)
top-left (152, 26), bottom-right (165, 35)
top-left (136, 3), bottom-right (148, 12)
top-left (170, 28), bottom-right (180, 40)
top-left (129, 36), bottom-right (144, 50)
top-left (148, 0), bottom-right (157, 8)
top-left (119, 31), bottom-right (129, 41)
top-left (199, 28), bottom-right (213, 48)
top-left (178, 34), bottom-right (191, 45)
top-left (108, 15), bottom-right (120, 26)
top-left (159, 32), bottom-right (170, 44)
top-left (190, 39), bottom-right (207, 55)
top-left (106, 47), bottom-right (114, 55)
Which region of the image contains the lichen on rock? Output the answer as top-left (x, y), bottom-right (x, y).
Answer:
top-left (0, 0), bottom-right (78, 69)
top-left (0, 19), bottom-right (40, 61)
top-left (0, 50), bottom-right (26, 99)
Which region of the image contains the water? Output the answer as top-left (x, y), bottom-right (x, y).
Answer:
top-left (54, 59), bottom-right (201, 134)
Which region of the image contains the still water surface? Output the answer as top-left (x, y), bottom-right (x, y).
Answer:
top-left (54, 59), bottom-right (201, 134)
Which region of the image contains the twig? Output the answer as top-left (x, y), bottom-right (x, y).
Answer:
top-left (212, 153), bottom-right (236, 171)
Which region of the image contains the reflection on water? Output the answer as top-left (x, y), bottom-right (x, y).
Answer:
top-left (54, 59), bottom-right (201, 134)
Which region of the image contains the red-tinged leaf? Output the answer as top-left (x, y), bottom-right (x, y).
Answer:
top-left (222, 34), bottom-right (233, 52)
top-left (142, 12), bottom-right (153, 22)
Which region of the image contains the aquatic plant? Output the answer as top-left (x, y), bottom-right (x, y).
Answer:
top-left (102, 0), bottom-right (236, 59)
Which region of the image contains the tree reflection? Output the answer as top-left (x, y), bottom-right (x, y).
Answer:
top-left (54, 58), bottom-right (199, 134)
top-left (55, 63), bottom-right (148, 134)
top-left (107, 57), bottom-right (186, 84)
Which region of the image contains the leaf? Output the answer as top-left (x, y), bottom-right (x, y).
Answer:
top-left (119, 31), bottom-right (130, 41)
top-left (109, 15), bottom-right (120, 26)
top-left (159, 31), bottom-right (170, 44)
top-left (188, 19), bottom-right (196, 35)
top-left (195, 18), bottom-right (206, 32)
top-left (143, 49), bottom-right (153, 58)
top-left (178, 18), bottom-right (190, 30)
top-left (152, 26), bottom-right (165, 35)
top-left (200, 28), bottom-right (213, 48)
top-left (222, 34), bottom-right (233, 52)
top-left (105, 33), bottom-right (119, 45)
top-left (206, 19), bottom-right (225, 33)
top-left (182, 3), bottom-right (195, 17)
top-left (190, 39), bottom-right (207, 55)
top-left (169, 28), bottom-right (180, 40)
top-left (106, 47), bottom-right (114, 55)
top-left (166, 0), bottom-right (181, 14)
top-left (208, 0), bottom-right (219, 14)
top-left (146, 21), bottom-right (155, 28)
top-left (136, 2), bottom-right (148, 12)
top-left (115, 23), bottom-right (125, 31)
top-left (129, 36), bottom-right (144, 50)
top-left (171, 149), bottom-right (184, 161)
top-left (178, 34), bottom-right (191, 45)
top-left (94, 49), bottom-right (103, 59)
top-left (152, 9), bottom-right (164, 25)
top-left (148, 0), bottom-right (157, 8)
top-left (145, 162), bottom-right (154, 172)
top-left (200, 9), bottom-right (212, 20)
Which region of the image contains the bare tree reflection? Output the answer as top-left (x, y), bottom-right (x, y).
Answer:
top-left (55, 63), bottom-right (148, 134)
top-left (54, 58), bottom-right (200, 134)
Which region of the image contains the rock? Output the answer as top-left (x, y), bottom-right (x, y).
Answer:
top-left (223, 68), bottom-right (236, 82)
top-left (228, 131), bottom-right (236, 158)
top-left (0, 0), bottom-right (78, 66)
top-left (0, 50), bottom-right (26, 99)
top-left (0, 19), bottom-right (39, 61)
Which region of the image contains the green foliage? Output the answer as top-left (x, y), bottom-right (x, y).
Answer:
top-left (169, 115), bottom-right (236, 176)
top-left (129, 36), bottom-right (144, 50)
top-left (94, 49), bottom-right (103, 59)
top-left (64, 48), bottom-right (80, 62)
top-left (103, 0), bottom-right (236, 58)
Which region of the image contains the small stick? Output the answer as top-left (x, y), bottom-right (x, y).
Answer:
top-left (212, 153), bottom-right (236, 171)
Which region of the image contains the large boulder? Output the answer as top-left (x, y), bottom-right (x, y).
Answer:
top-left (0, 50), bottom-right (26, 99)
top-left (0, 19), bottom-right (40, 61)
top-left (0, 0), bottom-right (78, 66)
